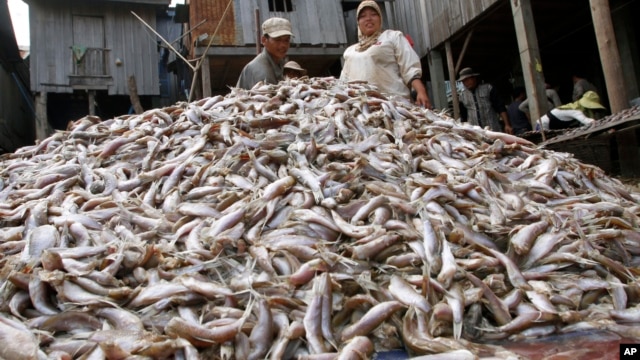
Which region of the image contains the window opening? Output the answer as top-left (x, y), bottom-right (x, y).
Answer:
top-left (268, 0), bottom-right (293, 12)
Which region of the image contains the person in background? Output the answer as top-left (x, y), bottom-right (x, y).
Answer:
top-left (236, 17), bottom-right (293, 90)
top-left (339, 0), bottom-right (432, 108)
top-left (518, 82), bottom-right (562, 116)
top-left (545, 82), bottom-right (563, 108)
top-left (457, 67), bottom-right (512, 133)
top-left (572, 72), bottom-right (598, 101)
top-left (283, 61), bottom-right (307, 79)
top-left (507, 86), bottom-right (531, 136)
top-left (537, 90), bottom-right (606, 130)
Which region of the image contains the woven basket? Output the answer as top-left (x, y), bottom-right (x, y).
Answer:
top-left (546, 135), bottom-right (613, 173)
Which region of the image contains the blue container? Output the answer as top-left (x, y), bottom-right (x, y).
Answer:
top-left (373, 349), bottom-right (410, 360)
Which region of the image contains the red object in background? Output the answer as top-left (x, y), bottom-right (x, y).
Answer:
top-left (497, 329), bottom-right (632, 360)
top-left (405, 34), bottom-right (414, 48)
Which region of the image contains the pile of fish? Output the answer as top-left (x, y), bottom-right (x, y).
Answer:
top-left (1, 76), bottom-right (639, 360)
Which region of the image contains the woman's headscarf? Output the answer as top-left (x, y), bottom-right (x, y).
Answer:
top-left (356, 0), bottom-right (383, 52)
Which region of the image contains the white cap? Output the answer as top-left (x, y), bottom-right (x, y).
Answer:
top-left (262, 17), bottom-right (293, 38)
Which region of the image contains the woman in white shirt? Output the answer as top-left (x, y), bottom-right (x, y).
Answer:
top-left (340, 1), bottom-right (431, 109)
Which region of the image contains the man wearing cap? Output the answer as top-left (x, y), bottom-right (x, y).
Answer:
top-left (458, 67), bottom-right (512, 134)
top-left (283, 61), bottom-right (307, 79)
top-left (537, 90), bottom-right (606, 130)
top-left (236, 17), bottom-right (293, 90)
top-left (339, 0), bottom-right (431, 108)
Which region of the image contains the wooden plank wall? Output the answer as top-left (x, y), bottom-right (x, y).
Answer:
top-left (155, 13), bottom-right (182, 52)
top-left (236, 0), bottom-right (255, 46)
top-left (29, 0), bottom-right (161, 96)
top-left (390, 0), bottom-right (430, 57)
top-left (235, 0), bottom-right (347, 46)
top-left (29, 0), bottom-right (73, 93)
top-left (425, 0), bottom-right (499, 48)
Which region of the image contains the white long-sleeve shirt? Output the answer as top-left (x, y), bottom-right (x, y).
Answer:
top-left (518, 89), bottom-right (562, 113)
top-left (340, 30), bottom-right (422, 99)
top-left (539, 108), bottom-right (595, 130)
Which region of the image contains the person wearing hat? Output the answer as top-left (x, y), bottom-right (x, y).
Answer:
top-left (458, 67), bottom-right (512, 133)
top-left (518, 82), bottom-right (562, 116)
top-left (339, 0), bottom-right (432, 108)
top-left (236, 17), bottom-right (293, 90)
top-left (537, 90), bottom-right (606, 130)
top-left (283, 61), bottom-right (307, 79)
top-left (572, 72), bottom-right (599, 102)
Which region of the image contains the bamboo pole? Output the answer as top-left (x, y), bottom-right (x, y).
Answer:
top-left (131, 11), bottom-right (195, 72)
top-left (170, 19), bottom-right (207, 47)
top-left (454, 30), bottom-right (473, 75)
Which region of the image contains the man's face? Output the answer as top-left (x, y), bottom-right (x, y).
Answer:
top-left (463, 76), bottom-right (478, 90)
top-left (284, 69), bottom-right (300, 79)
top-left (263, 35), bottom-right (291, 62)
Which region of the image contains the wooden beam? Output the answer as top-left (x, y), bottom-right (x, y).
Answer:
top-left (589, 0), bottom-right (629, 113)
top-left (88, 91), bottom-right (96, 116)
top-left (428, 50), bottom-right (448, 110)
top-left (188, 70), bottom-right (199, 102)
top-left (127, 75), bottom-right (144, 114)
top-left (35, 92), bottom-right (51, 141)
top-left (454, 30), bottom-right (473, 74)
top-left (195, 46), bottom-right (347, 57)
top-left (445, 41), bottom-right (460, 120)
top-left (255, 9), bottom-right (261, 55)
top-left (510, 0), bottom-right (547, 136)
top-left (201, 56), bottom-right (212, 98)
top-left (448, 28), bottom-right (472, 121)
